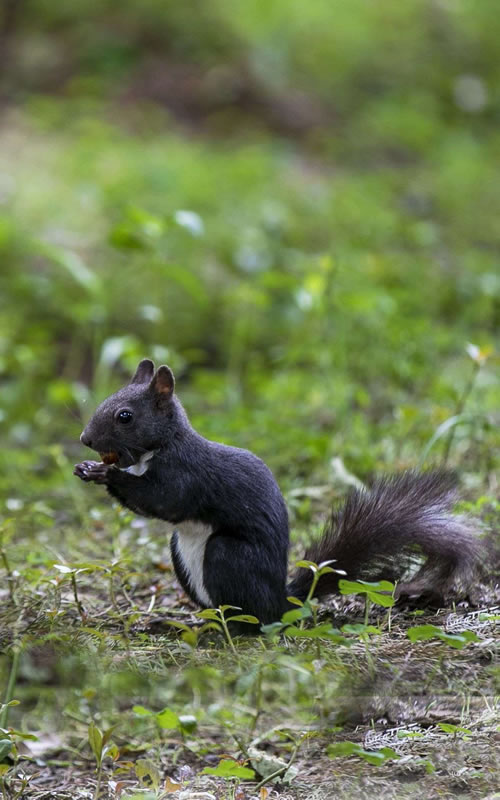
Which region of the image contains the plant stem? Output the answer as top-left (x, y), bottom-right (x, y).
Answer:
top-left (305, 570), bottom-right (320, 604)
top-left (93, 762), bottom-right (103, 800)
top-left (299, 568), bottom-right (320, 630)
top-left (219, 614), bottom-right (238, 656)
top-left (13, 776), bottom-right (29, 800)
top-left (71, 573), bottom-right (85, 620)
top-left (442, 360), bottom-right (480, 466)
top-left (249, 666), bottom-right (263, 735)
top-left (254, 739), bottom-right (300, 792)
top-left (108, 576), bottom-right (119, 612)
top-left (0, 647), bottom-right (21, 728)
top-left (364, 596), bottom-right (371, 627)
top-left (0, 548), bottom-right (16, 604)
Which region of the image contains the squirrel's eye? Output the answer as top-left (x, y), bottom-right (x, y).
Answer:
top-left (117, 409), bottom-right (133, 424)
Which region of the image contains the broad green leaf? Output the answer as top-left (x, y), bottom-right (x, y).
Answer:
top-left (197, 609), bottom-right (221, 621)
top-left (342, 623), bottom-right (381, 636)
top-left (261, 621), bottom-right (284, 637)
top-left (439, 631), bottom-right (480, 649)
top-left (102, 725), bottom-right (116, 746)
top-left (339, 579), bottom-right (394, 595)
top-left (327, 741), bottom-right (362, 757)
top-left (0, 739), bottom-right (12, 761)
top-left (156, 708), bottom-right (180, 730)
top-left (178, 714), bottom-right (197, 733)
top-left (286, 623), bottom-right (347, 641)
top-left (338, 579), bottom-right (368, 595)
top-left (198, 622), bottom-right (222, 634)
top-left (164, 621), bottom-right (190, 632)
top-left (437, 723), bottom-right (472, 736)
top-left (88, 722), bottom-right (103, 764)
top-left (318, 567), bottom-right (336, 576)
top-left (327, 741), bottom-right (399, 765)
top-left (181, 630), bottom-right (199, 648)
top-left (3, 729), bottom-right (38, 741)
top-left (360, 747), bottom-right (400, 765)
top-left (281, 607), bottom-right (311, 625)
top-left (227, 614), bottom-right (260, 624)
top-left (202, 758), bottom-right (255, 779)
top-left (286, 596), bottom-right (304, 607)
top-left (135, 758), bottom-right (161, 790)
top-left (294, 560), bottom-right (318, 571)
top-left (408, 625), bottom-right (480, 649)
top-left (361, 580), bottom-right (395, 592)
top-left (339, 579), bottom-right (395, 606)
top-left (103, 743), bottom-right (119, 760)
top-left (366, 591), bottom-right (395, 608)
top-left (407, 624), bottom-right (441, 642)
top-left (132, 705), bottom-right (153, 717)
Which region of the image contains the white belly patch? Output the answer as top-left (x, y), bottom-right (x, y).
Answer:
top-left (175, 520), bottom-right (213, 607)
top-left (120, 450), bottom-right (156, 476)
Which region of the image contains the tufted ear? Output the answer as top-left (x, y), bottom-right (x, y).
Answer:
top-left (130, 358), bottom-right (155, 384)
top-left (150, 365), bottom-right (175, 403)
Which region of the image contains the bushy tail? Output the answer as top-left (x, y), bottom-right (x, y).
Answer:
top-left (287, 470), bottom-right (485, 603)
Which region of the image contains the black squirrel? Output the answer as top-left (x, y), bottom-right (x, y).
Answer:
top-left (74, 359), bottom-right (484, 625)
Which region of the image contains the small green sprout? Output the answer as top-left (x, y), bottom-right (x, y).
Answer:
top-left (197, 605), bottom-right (259, 654)
top-left (88, 721), bottom-right (118, 800)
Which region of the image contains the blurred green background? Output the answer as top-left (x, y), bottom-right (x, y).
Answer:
top-left (0, 0), bottom-right (498, 502)
top-left (0, 5), bottom-right (498, 795)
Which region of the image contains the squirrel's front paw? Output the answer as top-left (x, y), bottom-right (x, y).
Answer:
top-left (74, 460), bottom-right (116, 484)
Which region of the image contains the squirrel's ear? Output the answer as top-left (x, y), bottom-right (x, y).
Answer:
top-left (130, 359), bottom-right (155, 384)
top-left (150, 365), bottom-right (175, 402)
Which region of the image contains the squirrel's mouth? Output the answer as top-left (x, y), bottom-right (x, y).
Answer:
top-left (99, 450), bottom-right (156, 473)
top-left (99, 451), bottom-right (134, 469)
top-left (99, 452), bottom-right (119, 465)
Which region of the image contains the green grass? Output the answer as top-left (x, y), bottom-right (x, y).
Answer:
top-left (0, 1), bottom-right (499, 796)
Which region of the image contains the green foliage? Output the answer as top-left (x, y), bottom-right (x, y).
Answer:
top-left (202, 758), bottom-right (255, 779)
top-left (88, 721), bottom-right (118, 767)
top-left (407, 624), bottom-right (481, 649)
top-left (197, 605), bottom-right (260, 653)
top-left (1, 0), bottom-right (499, 496)
top-left (338, 580), bottom-right (396, 608)
top-left (327, 740), bottom-right (400, 766)
top-left (0, 740), bottom-right (13, 762)
top-left (135, 758), bottom-right (162, 792)
top-left (0, 3), bottom-right (499, 797)
top-left (437, 723), bottom-right (472, 739)
top-left (132, 705), bottom-right (197, 735)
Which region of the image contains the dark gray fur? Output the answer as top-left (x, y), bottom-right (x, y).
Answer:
top-left (75, 359), bottom-right (485, 625)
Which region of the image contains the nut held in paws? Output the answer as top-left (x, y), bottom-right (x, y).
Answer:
top-left (100, 452), bottom-right (119, 465)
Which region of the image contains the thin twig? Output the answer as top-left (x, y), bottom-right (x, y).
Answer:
top-left (254, 739), bottom-right (301, 792)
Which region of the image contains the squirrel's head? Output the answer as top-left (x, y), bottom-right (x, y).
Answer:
top-left (80, 359), bottom-right (189, 467)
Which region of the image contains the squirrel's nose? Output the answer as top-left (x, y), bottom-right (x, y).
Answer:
top-left (80, 431), bottom-right (92, 448)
